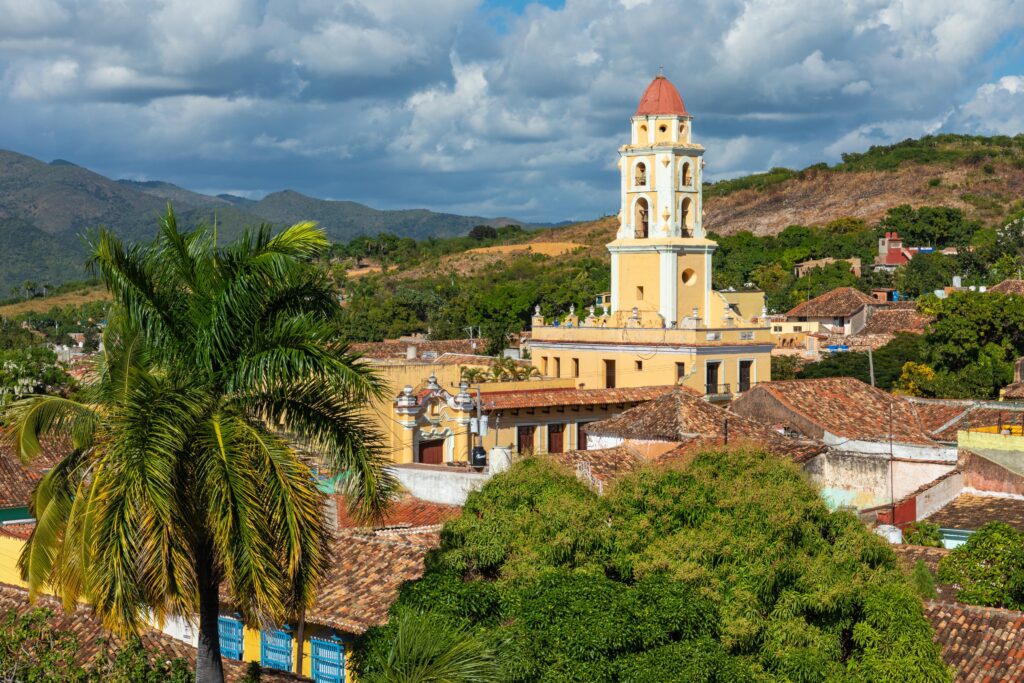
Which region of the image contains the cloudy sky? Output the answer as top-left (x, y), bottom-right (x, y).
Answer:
top-left (1, 0), bottom-right (1023, 223)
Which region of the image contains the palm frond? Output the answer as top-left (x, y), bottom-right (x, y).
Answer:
top-left (381, 610), bottom-right (499, 683)
top-left (3, 395), bottom-right (99, 461)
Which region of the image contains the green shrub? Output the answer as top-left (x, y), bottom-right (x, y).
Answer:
top-left (928, 178), bottom-right (941, 187)
top-left (937, 522), bottom-right (1024, 608)
top-left (911, 560), bottom-right (938, 600)
top-left (903, 521), bottom-right (943, 547)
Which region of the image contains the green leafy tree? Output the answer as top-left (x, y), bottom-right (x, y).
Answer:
top-left (357, 453), bottom-right (952, 682)
top-left (937, 522), bottom-right (1024, 608)
top-left (797, 333), bottom-right (925, 390)
top-left (468, 225), bottom-right (498, 241)
top-left (3, 208), bottom-right (397, 683)
top-left (898, 252), bottom-right (958, 298)
top-left (880, 205), bottom-right (981, 247)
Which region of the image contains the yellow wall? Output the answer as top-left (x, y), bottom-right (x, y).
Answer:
top-left (239, 620), bottom-right (356, 680)
top-left (615, 252), bottom-right (662, 314)
top-left (721, 290), bottom-right (765, 321)
top-left (0, 535), bottom-right (27, 588)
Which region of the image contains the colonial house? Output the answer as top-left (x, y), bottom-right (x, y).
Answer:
top-left (784, 287), bottom-right (879, 336)
top-left (730, 377), bottom-right (957, 510)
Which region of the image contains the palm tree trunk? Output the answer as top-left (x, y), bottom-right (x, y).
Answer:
top-left (195, 544), bottom-right (225, 683)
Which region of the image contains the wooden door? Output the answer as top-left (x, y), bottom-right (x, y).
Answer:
top-left (517, 425), bottom-right (536, 454)
top-left (577, 423), bottom-right (590, 451)
top-left (418, 439), bottom-right (444, 465)
top-left (548, 423), bottom-right (565, 454)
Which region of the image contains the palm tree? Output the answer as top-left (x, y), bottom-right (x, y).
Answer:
top-left (3, 207), bottom-right (398, 683)
top-left (459, 366), bottom-right (488, 384)
top-left (372, 611), bottom-right (498, 683)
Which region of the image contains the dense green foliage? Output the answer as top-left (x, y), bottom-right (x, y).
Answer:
top-left (0, 346), bottom-right (74, 405)
top-left (835, 134), bottom-right (1024, 173)
top-left (796, 334), bottom-right (925, 390)
top-left (937, 522), bottom-right (1024, 609)
top-left (902, 522), bottom-right (943, 548)
top-left (0, 607), bottom-right (191, 682)
top-left (338, 254), bottom-right (609, 352)
top-left (358, 453), bottom-right (951, 682)
top-left (900, 291), bottom-right (1024, 398)
top-left (327, 225), bottom-right (529, 271)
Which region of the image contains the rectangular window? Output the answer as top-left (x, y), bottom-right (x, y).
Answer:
top-left (218, 616), bottom-right (244, 661)
top-left (554, 357), bottom-right (561, 378)
top-left (310, 637), bottom-right (346, 683)
top-left (636, 286), bottom-right (644, 301)
top-left (793, 326), bottom-right (803, 332)
top-left (517, 425), bottom-right (536, 455)
top-left (572, 358), bottom-right (580, 378)
top-left (541, 356), bottom-right (549, 375)
top-left (548, 423), bottom-right (565, 454)
top-left (675, 362), bottom-right (686, 383)
top-left (260, 628), bottom-right (294, 672)
top-left (740, 330), bottom-right (754, 340)
top-left (635, 360), bottom-right (643, 371)
top-left (604, 359), bottom-right (616, 389)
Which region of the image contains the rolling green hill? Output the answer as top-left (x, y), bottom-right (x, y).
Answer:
top-left (0, 150), bottom-right (529, 292)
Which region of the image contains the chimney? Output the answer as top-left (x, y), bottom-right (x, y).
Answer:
top-left (406, 345), bottom-right (418, 361)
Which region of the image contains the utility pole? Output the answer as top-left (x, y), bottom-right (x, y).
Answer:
top-left (868, 345), bottom-right (876, 387)
top-left (723, 417), bottom-right (729, 446)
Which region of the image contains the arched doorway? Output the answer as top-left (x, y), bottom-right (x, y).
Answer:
top-left (634, 197), bottom-right (649, 238)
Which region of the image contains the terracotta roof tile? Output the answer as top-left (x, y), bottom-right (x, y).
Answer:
top-left (926, 493), bottom-right (1024, 532)
top-left (482, 385), bottom-right (673, 411)
top-left (0, 435), bottom-right (69, 509)
top-left (1003, 382), bottom-right (1024, 400)
top-left (308, 529), bottom-right (437, 634)
top-left (550, 446), bottom-right (643, 491)
top-left (860, 307), bottom-right (932, 335)
top-left (745, 377), bottom-right (939, 445)
top-left (334, 496), bottom-right (460, 530)
top-left (925, 601), bottom-right (1024, 682)
top-left (908, 399), bottom-right (1024, 442)
top-left (0, 522), bottom-right (35, 539)
top-left (892, 544), bottom-right (951, 574)
top-left (585, 389), bottom-right (825, 462)
top-left (786, 287), bottom-right (876, 319)
top-left (989, 279), bottom-right (1024, 296)
top-left (635, 75), bottom-right (689, 117)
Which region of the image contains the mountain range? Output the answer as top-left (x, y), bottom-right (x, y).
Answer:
top-left (0, 149), bottom-right (528, 293)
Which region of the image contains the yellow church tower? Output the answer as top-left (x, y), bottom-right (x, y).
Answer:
top-left (529, 74), bottom-right (773, 398)
top-left (610, 73), bottom-right (712, 328)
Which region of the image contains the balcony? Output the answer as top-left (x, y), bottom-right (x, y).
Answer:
top-left (704, 383), bottom-right (731, 399)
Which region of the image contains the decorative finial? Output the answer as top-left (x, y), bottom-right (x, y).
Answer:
top-left (569, 304), bottom-right (575, 316)
top-left (535, 304), bottom-right (541, 316)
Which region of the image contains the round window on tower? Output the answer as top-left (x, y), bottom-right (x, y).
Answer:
top-left (659, 124), bottom-right (667, 133)
top-left (681, 269), bottom-right (696, 286)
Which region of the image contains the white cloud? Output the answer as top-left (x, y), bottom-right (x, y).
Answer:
top-left (0, 0), bottom-right (1023, 221)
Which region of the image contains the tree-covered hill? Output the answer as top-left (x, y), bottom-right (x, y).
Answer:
top-left (0, 149), bottom-right (530, 292)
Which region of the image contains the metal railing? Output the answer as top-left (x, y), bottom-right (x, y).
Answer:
top-left (705, 382), bottom-right (731, 396)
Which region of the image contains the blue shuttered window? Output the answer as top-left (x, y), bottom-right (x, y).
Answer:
top-left (310, 636), bottom-right (345, 683)
top-left (260, 627), bottom-right (294, 672)
top-left (218, 616), bottom-right (244, 661)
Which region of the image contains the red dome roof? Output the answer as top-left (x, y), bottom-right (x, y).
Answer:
top-left (635, 75), bottom-right (689, 116)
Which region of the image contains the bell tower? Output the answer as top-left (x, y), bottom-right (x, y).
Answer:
top-left (609, 73), bottom-right (713, 328)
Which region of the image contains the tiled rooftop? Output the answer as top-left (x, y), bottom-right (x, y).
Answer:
top-left (551, 446), bottom-right (643, 490)
top-left (744, 377), bottom-right (939, 445)
top-left (350, 338), bottom-right (486, 361)
top-left (0, 583), bottom-right (305, 681)
top-left (860, 307), bottom-right (932, 335)
top-left (925, 493), bottom-right (1024, 532)
top-left (0, 435), bottom-right (69, 509)
top-left (334, 495), bottom-right (460, 530)
top-left (584, 389), bottom-right (824, 462)
top-left (481, 385), bottom-right (672, 411)
top-left (925, 601), bottom-right (1024, 682)
top-left (1003, 382), bottom-right (1024, 400)
top-left (307, 528), bottom-right (437, 634)
top-left (989, 279), bottom-right (1024, 296)
top-left (786, 287), bottom-right (876, 319)
top-left (0, 522), bottom-right (35, 539)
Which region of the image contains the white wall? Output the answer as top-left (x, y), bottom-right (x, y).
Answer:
top-left (393, 466), bottom-right (491, 506)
